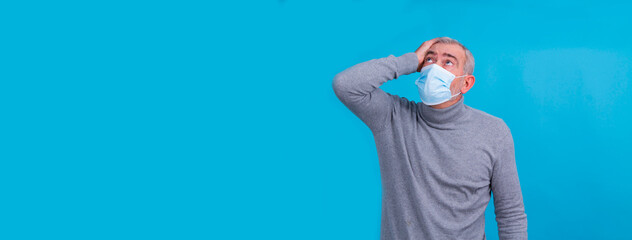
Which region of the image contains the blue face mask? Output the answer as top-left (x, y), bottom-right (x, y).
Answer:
top-left (415, 64), bottom-right (467, 105)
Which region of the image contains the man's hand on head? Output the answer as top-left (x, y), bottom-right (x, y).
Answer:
top-left (414, 38), bottom-right (440, 72)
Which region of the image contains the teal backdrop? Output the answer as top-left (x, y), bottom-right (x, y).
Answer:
top-left (1, 0), bottom-right (631, 239)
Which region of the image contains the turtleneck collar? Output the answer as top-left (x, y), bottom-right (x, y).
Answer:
top-left (418, 95), bottom-right (469, 129)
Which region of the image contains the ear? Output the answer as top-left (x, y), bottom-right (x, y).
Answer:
top-left (460, 75), bottom-right (475, 94)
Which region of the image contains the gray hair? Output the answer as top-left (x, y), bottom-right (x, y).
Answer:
top-left (434, 37), bottom-right (475, 75)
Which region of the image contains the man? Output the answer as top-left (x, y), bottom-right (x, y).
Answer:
top-left (332, 37), bottom-right (527, 240)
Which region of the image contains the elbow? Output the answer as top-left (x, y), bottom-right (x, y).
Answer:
top-left (497, 211), bottom-right (528, 239)
top-left (495, 198), bottom-right (528, 238)
top-left (332, 72), bottom-right (351, 99)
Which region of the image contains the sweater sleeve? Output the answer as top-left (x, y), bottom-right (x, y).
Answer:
top-left (491, 127), bottom-right (528, 240)
top-left (332, 52), bottom-right (419, 132)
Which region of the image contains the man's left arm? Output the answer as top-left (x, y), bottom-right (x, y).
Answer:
top-left (491, 128), bottom-right (528, 240)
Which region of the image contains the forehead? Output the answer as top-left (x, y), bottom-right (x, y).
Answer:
top-left (427, 43), bottom-right (466, 62)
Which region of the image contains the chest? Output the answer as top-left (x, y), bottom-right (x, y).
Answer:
top-left (402, 125), bottom-right (494, 184)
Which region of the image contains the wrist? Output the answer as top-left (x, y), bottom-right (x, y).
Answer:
top-left (415, 53), bottom-right (423, 72)
top-left (398, 52), bottom-right (424, 75)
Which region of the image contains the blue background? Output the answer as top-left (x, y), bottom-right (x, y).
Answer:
top-left (2, 0), bottom-right (631, 239)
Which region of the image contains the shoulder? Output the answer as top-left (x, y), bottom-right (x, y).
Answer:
top-left (466, 105), bottom-right (512, 140)
top-left (466, 106), bottom-right (515, 166)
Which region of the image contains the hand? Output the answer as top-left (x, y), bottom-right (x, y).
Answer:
top-left (414, 38), bottom-right (440, 72)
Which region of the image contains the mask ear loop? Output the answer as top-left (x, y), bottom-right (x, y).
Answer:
top-left (450, 75), bottom-right (468, 98)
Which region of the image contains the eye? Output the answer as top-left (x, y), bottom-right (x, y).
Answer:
top-left (425, 57), bottom-right (434, 63)
top-left (445, 60), bottom-right (454, 66)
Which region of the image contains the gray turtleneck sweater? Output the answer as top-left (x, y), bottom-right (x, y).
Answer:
top-left (332, 52), bottom-right (527, 240)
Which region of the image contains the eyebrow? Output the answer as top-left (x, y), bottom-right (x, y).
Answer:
top-left (442, 53), bottom-right (458, 62)
top-left (425, 51), bottom-right (459, 62)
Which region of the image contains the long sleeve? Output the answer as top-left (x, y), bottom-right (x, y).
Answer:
top-left (491, 128), bottom-right (528, 240)
top-left (332, 52), bottom-right (419, 132)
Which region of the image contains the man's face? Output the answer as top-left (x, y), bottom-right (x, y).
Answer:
top-left (421, 43), bottom-right (467, 94)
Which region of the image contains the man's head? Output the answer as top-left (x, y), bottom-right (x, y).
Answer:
top-left (420, 37), bottom-right (476, 108)
top-left (421, 37), bottom-right (475, 75)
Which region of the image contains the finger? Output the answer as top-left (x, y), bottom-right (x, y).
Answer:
top-left (425, 38), bottom-right (439, 46)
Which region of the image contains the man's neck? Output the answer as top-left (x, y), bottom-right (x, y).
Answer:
top-left (430, 95), bottom-right (463, 109)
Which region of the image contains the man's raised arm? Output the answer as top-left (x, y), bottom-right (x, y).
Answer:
top-left (332, 39), bottom-right (438, 131)
top-left (331, 52), bottom-right (418, 131)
